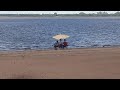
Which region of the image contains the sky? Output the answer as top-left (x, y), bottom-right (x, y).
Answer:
top-left (0, 11), bottom-right (118, 14)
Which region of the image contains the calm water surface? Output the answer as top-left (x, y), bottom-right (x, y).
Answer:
top-left (0, 18), bottom-right (120, 51)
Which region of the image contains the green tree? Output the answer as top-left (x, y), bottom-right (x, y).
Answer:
top-left (114, 12), bottom-right (120, 16)
top-left (54, 12), bottom-right (58, 16)
top-left (79, 12), bottom-right (86, 16)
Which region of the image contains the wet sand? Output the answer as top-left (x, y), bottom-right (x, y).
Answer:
top-left (0, 47), bottom-right (120, 79)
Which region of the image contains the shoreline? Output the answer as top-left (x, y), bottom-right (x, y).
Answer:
top-left (0, 16), bottom-right (120, 19)
top-left (0, 45), bottom-right (120, 53)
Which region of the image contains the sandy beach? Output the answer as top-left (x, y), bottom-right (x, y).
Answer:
top-left (0, 47), bottom-right (120, 79)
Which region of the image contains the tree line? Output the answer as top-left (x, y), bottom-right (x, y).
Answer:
top-left (0, 12), bottom-right (120, 17)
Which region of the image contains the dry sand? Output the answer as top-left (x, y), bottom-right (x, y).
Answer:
top-left (0, 47), bottom-right (120, 79)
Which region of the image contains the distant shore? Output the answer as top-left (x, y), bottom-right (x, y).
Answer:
top-left (0, 16), bottom-right (120, 19)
